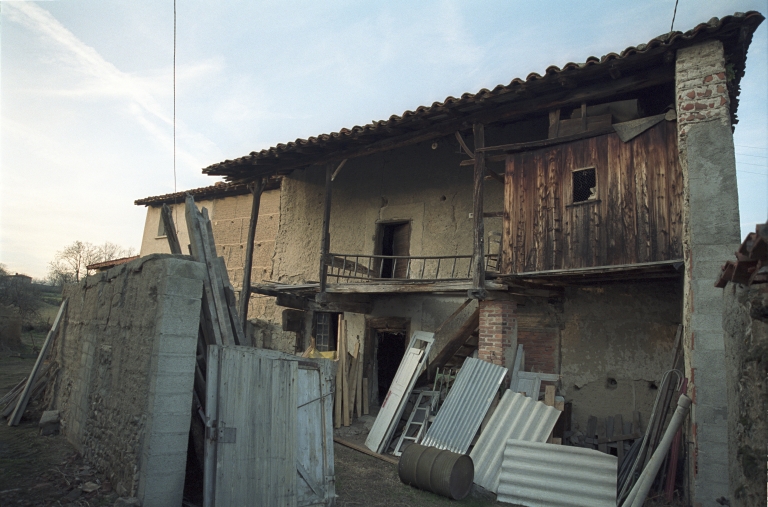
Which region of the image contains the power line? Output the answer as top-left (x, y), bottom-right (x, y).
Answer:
top-left (735, 144), bottom-right (768, 150)
top-left (670, 0), bottom-right (680, 32)
top-left (173, 0), bottom-right (177, 194)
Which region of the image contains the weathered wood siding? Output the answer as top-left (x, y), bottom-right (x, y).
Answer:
top-left (503, 121), bottom-right (682, 273)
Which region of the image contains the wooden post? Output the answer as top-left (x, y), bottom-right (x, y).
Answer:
top-left (317, 163), bottom-right (334, 301)
top-left (161, 204), bottom-right (182, 254)
top-left (238, 177), bottom-right (265, 331)
top-left (470, 123), bottom-right (487, 300)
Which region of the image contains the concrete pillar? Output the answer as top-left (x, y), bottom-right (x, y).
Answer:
top-left (676, 39), bottom-right (739, 507)
top-left (478, 299), bottom-right (517, 369)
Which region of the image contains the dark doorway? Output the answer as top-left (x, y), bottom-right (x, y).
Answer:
top-left (376, 331), bottom-right (406, 401)
top-left (377, 221), bottom-right (411, 278)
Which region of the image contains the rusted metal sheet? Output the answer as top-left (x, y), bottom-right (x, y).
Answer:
top-left (497, 440), bottom-right (617, 507)
top-left (503, 121), bottom-right (683, 274)
top-left (421, 358), bottom-right (507, 454)
top-left (470, 391), bottom-right (561, 493)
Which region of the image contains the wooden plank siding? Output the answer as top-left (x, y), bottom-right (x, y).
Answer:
top-left (503, 121), bottom-right (681, 273)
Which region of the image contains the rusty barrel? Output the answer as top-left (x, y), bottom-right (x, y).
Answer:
top-left (398, 443), bottom-right (474, 500)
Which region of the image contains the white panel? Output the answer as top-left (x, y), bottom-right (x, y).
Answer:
top-left (497, 440), bottom-right (617, 507)
top-left (471, 391), bottom-right (561, 493)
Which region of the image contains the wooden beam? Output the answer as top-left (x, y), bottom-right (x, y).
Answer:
top-left (485, 168), bottom-right (504, 184)
top-left (474, 125), bottom-right (616, 155)
top-left (161, 204), bottom-right (182, 254)
top-left (275, 293), bottom-right (372, 314)
top-left (317, 163), bottom-right (334, 301)
top-left (325, 280), bottom-right (507, 294)
top-left (548, 109), bottom-right (561, 139)
top-left (454, 131), bottom-right (474, 158)
top-left (330, 159), bottom-right (348, 181)
top-left (471, 123), bottom-right (487, 300)
top-left (333, 436), bottom-right (399, 465)
top-left (427, 308), bottom-right (480, 378)
top-left (238, 177), bottom-right (265, 331)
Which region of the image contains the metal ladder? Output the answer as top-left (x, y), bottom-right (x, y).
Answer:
top-left (392, 390), bottom-right (439, 456)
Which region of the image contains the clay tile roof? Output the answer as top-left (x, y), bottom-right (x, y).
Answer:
top-left (134, 177), bottom-right (281, 206)
top-left (202, 11), bottom-right (763, 180)
top-left (86, 256), bottom-right (140, 271)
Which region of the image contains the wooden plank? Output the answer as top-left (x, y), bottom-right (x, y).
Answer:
top-left (548, 109), bottom-right (560, 139)
top-left (201, 208), bottom-right (236, 346)
top-left (161, 203), bottom-right (182, 254)
top-left (362, 378), bottom-right (369, 415)
top-left (325, 280), bottom-right (507, 294)
top-left (597, 418), bottom-right (607, 453)
top-left (427, 308), bottom-right (479, 378)
top-left (2, 362), bottom-right (55, 418)
top-left (216, 257), bottom-right (246, 346)
top-left (238, 177), bottom-right (265, 328)
top-left (584, 416), bottom-right (598, 448)
top-left (8, 300), bottom-right (67, 426)
top-left (544, 385), bottom-right (555, 407)
top-left (614, 414), bottom-right (625, 462)
top-left (202, 345), bottom-right (219, 507)
top-left (186, 197), bottom-right (223, 346)
top-left (334, 337), bottom-right (343, 429)
top-left (342, 320), bottom-right (351, 427)
top-left (471, 123), bottom-right (487, 299)
top-left (334, 437), bottom-right (399, 465)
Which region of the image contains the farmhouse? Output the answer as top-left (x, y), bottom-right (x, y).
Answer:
top-left (134, 11), bottom-right (764, 505)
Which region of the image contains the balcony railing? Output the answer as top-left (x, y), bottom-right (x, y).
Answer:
top-left (324, 252), bottom-right (500, 284)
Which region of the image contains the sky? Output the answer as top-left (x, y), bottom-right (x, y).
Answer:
top-left (1, 0), bottom-right (766, 279)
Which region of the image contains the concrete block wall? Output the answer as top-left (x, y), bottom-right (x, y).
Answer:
top-left (49, 255), bottom-right (205, 507)
top-left (676, 39), bottom-right (740, 506)
top-left (478, 299), bottom-right (517, 368)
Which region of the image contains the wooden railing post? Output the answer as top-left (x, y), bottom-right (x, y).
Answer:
top-left (470, 123), bottom-right (488, 299)
top-left (238, 177), bottom-right (265, 331)
top-left (317, 163), bottom-right (334, 302)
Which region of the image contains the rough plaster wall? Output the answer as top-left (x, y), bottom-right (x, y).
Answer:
top-left (137, 190), bottom-right (293, 353)
top-left (556, 281), bottom-right (681, 432)
top-left (676, 39), bottom-right (739, 506)
top-left (722, 283), bottom-right (767, 507)
top-left (48, 255), bottom-right (204, 506)
top-left (272, 137), bottom-right (504, 285)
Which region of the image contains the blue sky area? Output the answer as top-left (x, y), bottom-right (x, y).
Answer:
top-left (1, 0), bottom-right (766, 278)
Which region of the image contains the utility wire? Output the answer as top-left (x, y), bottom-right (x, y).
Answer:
top-left (670, 0), bottom-right (680, 32)
top-left (173, 0), bottom-right (177, 194)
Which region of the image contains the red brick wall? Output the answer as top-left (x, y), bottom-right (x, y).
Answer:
top-left (478, 300), bottom-right (516, 366)
top-left (517, 327), bottom-right (558, 373)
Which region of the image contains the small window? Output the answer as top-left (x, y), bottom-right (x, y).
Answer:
top-left (314, 312), bottom-right (339, 351)
top-left (572, 167), bottom-right (597, 203)
top-left (157, 216), bottom-right (167, 237)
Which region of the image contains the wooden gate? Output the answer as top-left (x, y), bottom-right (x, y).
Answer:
top-left (204, 346), bottom-right (335, 507)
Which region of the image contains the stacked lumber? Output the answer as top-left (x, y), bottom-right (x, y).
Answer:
top-left (165, 198), bottom-right (251, 466)
top-left (334, 316), bottom-right (367, 428)
top-left (715, 222), bottom-right (768, 287)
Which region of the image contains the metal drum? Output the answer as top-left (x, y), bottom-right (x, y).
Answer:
top-left (398, 443), bottom-right (474, 500)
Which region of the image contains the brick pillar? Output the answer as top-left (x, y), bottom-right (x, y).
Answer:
top-left (676, 39), bottom-right (738, 507)
top-left (478, 300), bottom-right (517, 368)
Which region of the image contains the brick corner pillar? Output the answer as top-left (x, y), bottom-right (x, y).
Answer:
top-left (478, 299), bottom-right (517, 369)
top-left (676, 39), bottom-right (739, 507)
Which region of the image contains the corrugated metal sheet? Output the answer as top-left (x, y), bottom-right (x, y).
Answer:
top-left (470, 391), bottom-right (561, 493)
top-left (497, 440), bottom-right (617, 507)
top-left (421, 357), bottom-right (507, 454)
top-left (203, 12), bottom-right (762, 180)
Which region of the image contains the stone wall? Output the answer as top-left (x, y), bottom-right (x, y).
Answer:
top-left (47, 255), bottom-right (204, 507)
top-left (676, 39), bottom-right (740, 506)
top-left (722, 283), bottom-right (767, 507)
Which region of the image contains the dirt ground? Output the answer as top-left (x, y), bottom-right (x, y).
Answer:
top-left (0, 333), bottom-right (678, 507)
top-left (0, 334), bottom-right (119, 506)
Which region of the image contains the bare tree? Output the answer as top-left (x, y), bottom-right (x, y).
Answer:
top-left (47, 241), bottom-right (136, 285)
top-left (0, 264), bottom-right (42, 326)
